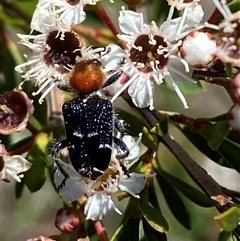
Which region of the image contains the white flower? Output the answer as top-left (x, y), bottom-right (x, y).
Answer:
top-left (101, 8), bottom-right (196, 109)
top-left (165, 0), bottom-right (204, 41)
top-left (206, 0), bottom-right (240, 67)
top-left (0, 144), bottom-right (32, 182)
top-left (54, 159), bottom-right (93, 201)
top-left (32, 0), bottom-right (99, 27)
top-left (15, 19), bottom-right (102, 103)
top-left (54, 134), bottom-right (151, 220)
top-left (167, 0), bottom-right (202, 10)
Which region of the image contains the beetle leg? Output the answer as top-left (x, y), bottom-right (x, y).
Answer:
top-left (51, 139), bottom-right (70, 191)
top-left (102, 70), bottom-right (123, 88)
top-left (113, 137), bottom-right (130, 176)
top-left (114, 118), bottom-right (125, 138)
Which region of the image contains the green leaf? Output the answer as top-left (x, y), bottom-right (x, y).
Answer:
top-left (229, 0), bottom-right (240, 14)
top-left (150, 0), bottom-right (169, 23)
top-left (24, 158), bottom-right (47, 192)
top-left (117, 109), bottom-right (146, 136)
top-left (110, 201), bottom-right (136, 241)
top-left (15, 179), bottom-right (27, 199)
top-left (179, 126), bottom-right (229, 167)
top-left (215, 207), bottom-right (240, 232)
top-left (142, 127), bottom-right (157, 150)
top-left (164, 77), bottom-right (204, 94)
top-left (140, 218), bottom-right (167, 241)
top-left (152, 159), bottom-right (218, 207)
top-left (151, 114), bottom-right (169, 136)
top-left (0, 36), bottom-right (22, 93)
top-left (208, 114), bottom-right (227, 122)
top-left (155, 174), bottom-right (191, 230)
top-left (200, 121), bottom-right (230, 150)
top-left (111, 213), bottom-right (140, 241)
top-left (217, 230), bottom-right (231, 241)
top-left (23, 85), bottom-right (48, 127)
top-left (138, 195), bottom-right (169, 233)
top-left (218, 138), bottom-right (240, 173)
top-left (23, 133), bottom-right (50, 192)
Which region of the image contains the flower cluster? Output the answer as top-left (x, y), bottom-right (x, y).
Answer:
top-left (12, 0), bottom-right (240, 234)
top-left (54, 134), bottom-right (148, 220)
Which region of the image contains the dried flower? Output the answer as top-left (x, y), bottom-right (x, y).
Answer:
top-left (0, 89), bottom-right (34, 135)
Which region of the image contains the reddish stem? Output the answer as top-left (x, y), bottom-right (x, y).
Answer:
top-left (93, 220), bottom-right (109, 241)
top-left (95, 3), bottom-right (119, 37)
top-left (27, 122), bottom-right (39, 135)
top-left (207, 7), bottom-right (221, 25)
top-left (8, 140), bottom-right (34, 156)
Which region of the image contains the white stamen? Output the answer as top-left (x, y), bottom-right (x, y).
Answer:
top-left (212, 0), bottom-right (231, 19)
top-left (168, 75), bottom-right (189, 109)
top-left (111, 73), bottom-right (138, 102)
top-left (38, 82), bottom-right (57, 104)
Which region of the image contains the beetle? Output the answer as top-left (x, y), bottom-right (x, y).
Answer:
top-left (51, 58), bottom-right (129, 190)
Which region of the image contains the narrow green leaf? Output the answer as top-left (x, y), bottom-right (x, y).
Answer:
top-left (24, 158), bottom-right (47, 192)
top-left (155, 174), bottom-right (191, 230)
top-left (141, 218), bottom-right (167, 241)
top-left (215, 207), bottom-right (240, 232)
top-left (218, 230), bottom-right (231, 241)
top-left (208, 114), bottom-right (227, 122)
top-left (110, 201), bottom-right (134, 241)
top-left (151, 114), bottom-right (169, 136)
top-left (164, 77), bottom-right (204, 94)
top-left (15, 179), bottom-right (27, 199)
top-left (139, 219), bottom-right (147, 241)
top-left (229, 0), bottom-right (240, 14)
top-left (179, 126), bottom-right (229, 167)
top-left (152, 159), bottom-right (218, 207)
top-left (200, 121), bottom-right (230, 150)
top-left (23, 133), bottom-right (50, 192)
top-left (218, 138), bottom-right (240, 173)
top-left (111, 215), bottom-right (140, 241)
top-left (142, 127), bottom-right (157, 150)
top-left (117, 109), bottom-right (146, 136)
top-left (138, 195), bottom-right (169, 233)
top-left (23, 85), bottom-right (48, 127)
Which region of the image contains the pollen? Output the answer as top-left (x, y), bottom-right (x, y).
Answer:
top-left (69, 59), bottom-right (105, 94)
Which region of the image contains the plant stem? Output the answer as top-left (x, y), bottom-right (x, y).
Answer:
top-left (8, 140), bottom-right (34, 156)
top-left (95, 2), bottom-right (119, 38)
top-left (93, 220), bottom-right (109, 241)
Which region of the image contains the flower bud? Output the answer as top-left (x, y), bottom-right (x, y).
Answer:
top-left (55, 207), bottom-right (80, 233)
top-left (227, 102), bottom-right (240, 135)
top-left (231, 72), bottom-right (240, 101)
top-left (180, 31), bottom-right (216, 70)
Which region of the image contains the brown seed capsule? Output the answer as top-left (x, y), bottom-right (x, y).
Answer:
top-left (0, 89), bottom-right (34, 135)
